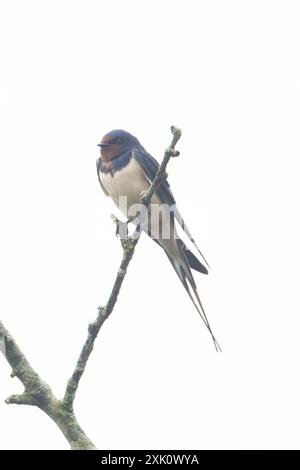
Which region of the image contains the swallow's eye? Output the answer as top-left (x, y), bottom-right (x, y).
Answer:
top-left (115, 138), bottom-right (122, 145)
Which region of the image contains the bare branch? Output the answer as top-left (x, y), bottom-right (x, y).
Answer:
top-left (141, 125), bottom-right (182, 206)
top-left (0, 321), bottom-right (96, 449)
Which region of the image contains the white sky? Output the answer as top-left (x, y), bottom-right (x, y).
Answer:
top-left (0, 0), bottom-right (300, 450)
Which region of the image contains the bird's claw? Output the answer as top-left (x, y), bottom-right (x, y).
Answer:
top-left (140, 190), bottom-right (147, 205)
top-left (111, 214), bottom-right (128, 238)
top-left (165, 147), bottom-right (180, 158)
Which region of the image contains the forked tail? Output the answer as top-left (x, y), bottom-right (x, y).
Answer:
top-left (165, 240), bottom-right (221, 352)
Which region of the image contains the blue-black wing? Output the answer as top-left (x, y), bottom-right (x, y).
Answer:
top-left (132, 147), bottom-right (176, 205)
top-left (132, 147), bottom-right (210, 268)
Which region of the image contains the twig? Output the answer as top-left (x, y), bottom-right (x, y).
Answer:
top-left (141, 125), bottom-right (181, 206)
top-left (62, 237), bottom-right (137, 411)
top-left (63, 125), bottom-right (182, 411)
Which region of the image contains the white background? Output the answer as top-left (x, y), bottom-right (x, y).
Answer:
top-left (0, 0), bottom-right (300, 450)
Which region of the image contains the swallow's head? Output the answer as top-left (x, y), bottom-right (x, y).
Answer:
top-left (98, 129), bottom-right (141, 161)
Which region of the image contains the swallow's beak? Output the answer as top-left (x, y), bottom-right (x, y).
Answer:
top-left (97, 142), bottom-right (112, 148)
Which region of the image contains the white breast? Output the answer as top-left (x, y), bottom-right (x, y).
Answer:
top-left (100, 156), bottom-right (178, 254)
top-left (100, 157), bottom-right (158, 215)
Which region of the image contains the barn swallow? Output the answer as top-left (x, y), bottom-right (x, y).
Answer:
top-left (97, 129), bottom-right (220, 351)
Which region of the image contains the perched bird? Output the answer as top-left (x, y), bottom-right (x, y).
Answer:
top-left (96, 129), bottom-right (220, 351)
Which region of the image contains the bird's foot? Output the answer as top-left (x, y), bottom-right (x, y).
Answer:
top-left (165, 147), bottom-right (180, 158)
top-left (111, 214), bottom-right (129, 239)
top-left (140, 190), bottom-right (148, 205)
